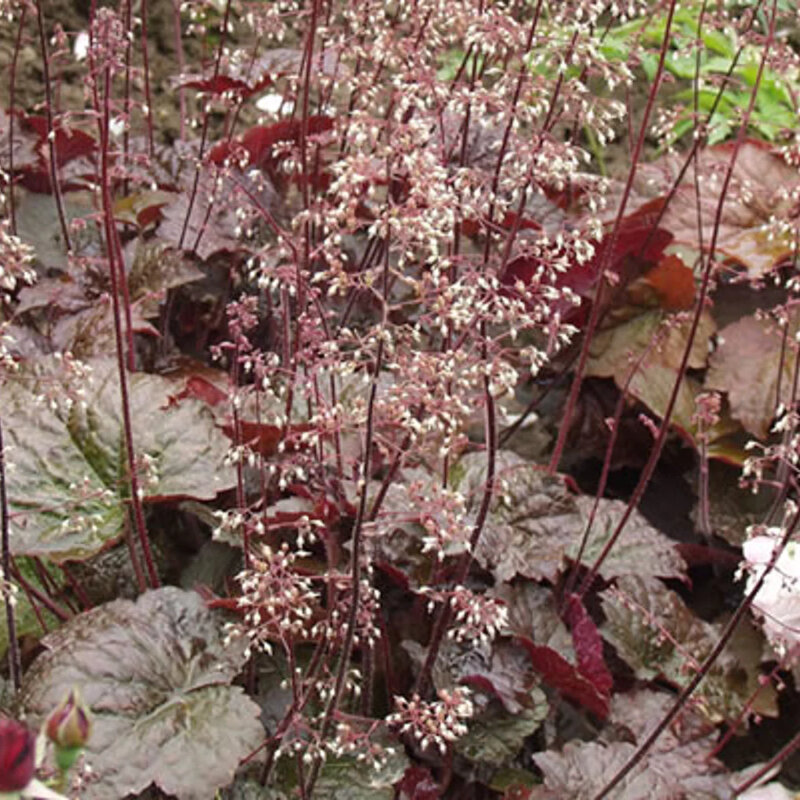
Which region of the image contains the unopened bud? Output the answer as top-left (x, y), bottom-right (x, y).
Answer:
top-left (46, 688), bottom-right (91, 769)
top-left (0, 718), bottom-right (36, 792)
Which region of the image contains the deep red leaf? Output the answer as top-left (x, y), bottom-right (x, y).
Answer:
top-left (562, 593), bottom-right (613, 696)
top-left (503, 788), bottom-right (533, 800)
top-left (502, 197), bottom-right (672, 326)
top-left (675, 542), bottom-right (741, 569)
top-left (171, 375), bottom-right (228, 408)
top-left (460, 673), bottom-right (505, 701)
top-left (23, 115), bottom-right (96, 165)
top-left (16, 164), bottom-right (91, 194)
top-left (462, 211), bottom-right (541, 238)
top-left (181, 76), bottom-right (254, 96)
top-left (221, 421), bottom-right (315, 457)
top-left (375, 561), bottom-right (411, 591)
top-left (396, 765), bottom-right (441, 800)
top-left (136, 202), bottom-right (168, 229)
top-left (515, 636), bottom-right (609, 718)
top-left (208, 116), bottom-right (334, 168)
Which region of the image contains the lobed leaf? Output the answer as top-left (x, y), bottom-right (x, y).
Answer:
top-left (18, 587), bottom-right (264, 800)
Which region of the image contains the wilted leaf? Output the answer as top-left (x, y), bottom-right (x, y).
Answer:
top-left (706, 312), bottom-right (799, 438)
top-left (628, 254), bottom-right (696, 311)
top-left (2, 360), bottom-right (235, 562)
top-left (586, 309), bottom-right (715, 426)
top-left (113, 190), bottom-right (174, 228)
top-left (460, 452), bottom-right (686, 583)
top-left (630, 141), bottom-right (799, 278)
top-left (127, 238), bottom-right (205, 316)
top-left (601, 576), bottom-right (777, 723)
top-left (18, 587), bottom-right (264, 800)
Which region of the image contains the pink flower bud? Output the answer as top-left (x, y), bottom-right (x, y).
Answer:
top-left (46, 688), bottom-right (92, 751)
top-left (0, 717), bottom-right (36, 792)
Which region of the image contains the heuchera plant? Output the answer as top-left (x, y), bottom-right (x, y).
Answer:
top-left (2, 0), bottom-right (800, 798)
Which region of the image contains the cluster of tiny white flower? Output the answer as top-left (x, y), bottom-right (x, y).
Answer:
top-left (228, 542), bottom-right (319, 657)
top-left (387, 688), bottom-right (474, 755)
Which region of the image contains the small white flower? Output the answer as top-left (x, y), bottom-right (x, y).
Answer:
top-left (73, 30), bottom-right (90, 61)
top-left (256, 93), bottom-right (290, 115)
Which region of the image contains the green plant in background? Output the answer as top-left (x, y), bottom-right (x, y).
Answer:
top-left (600, 2), bottom-right (800, 147)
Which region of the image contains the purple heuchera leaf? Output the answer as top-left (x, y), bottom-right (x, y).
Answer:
top-left (562, 593), bottom-right (613, 696)
top-left (516, 636), bottom-right (610, 719)
top-left (18, 587), bottom-right (264, 800)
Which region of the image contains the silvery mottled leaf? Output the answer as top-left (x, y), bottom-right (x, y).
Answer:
top-left (2, 360), bottom-right (234, 562)
top-left (456, 696), bottom-right (547, 764)
top-left (19, 587), bottom-right (264, 800)
top-left (601, 577), bottom-right (777, 724)
top-left (533, 692), bottom-right (734, 800)
top-left (456, 452), bottom-right (686, 583)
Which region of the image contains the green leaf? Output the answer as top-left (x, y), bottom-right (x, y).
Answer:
top-left (701, 29), bottom-right (736, 58)
top-left (0, 557), bottom-right (63, 659)
top-left (18, 587), bottom-right (264, 800)
top-left (601, 576), bottom-right (777, 724)
top-left (2, 360), bottom-right (235, 562)
top-left (313, 749), bottom-right (409, 800)
top-left (457, 698), bottom-right (547, 764)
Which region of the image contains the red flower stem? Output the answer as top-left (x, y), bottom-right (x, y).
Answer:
top-left (592, 8), bottom-right (781, 797)
top-left (10, 561), bottom-right (70, 622)
top-left (304, 206), bottom-right (391, 796)
top-left (577, 0), bottom-right (776, 600)
top-left (415, 332), bottom-right (497, 698)
top-left (85, 3), bottom-right (137, 371)
top-left (139, 0), bottom-right (155, 157)
top-left (562, 330), bottom-right (661, 602)
top-left (6, 5), bottom-right (26, 235)
top-left (594, 483), bottom-right (799, 800)
top-left (171, 0), bottom-right (186, 140)
top-left (122, 0), bottom-right (132, 196)
top-left (59, 563), bottom-right (93, 610)
top-left (33, 0), bottom-right (72, 253)
top-left (179, 0), bottom-right (232, 251)
top-left (548, 0), bottom-right (679, 475)
top-left (733, 726), bottom-right (800, 796)
top-left (98, 64), bottom-right (159, 590)
top-left (230, 354), bottom-right (250, 569)
top-left (708, 660), bottom-right (784, 761)
top-left (0, 418), bottom-right (21, 690)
